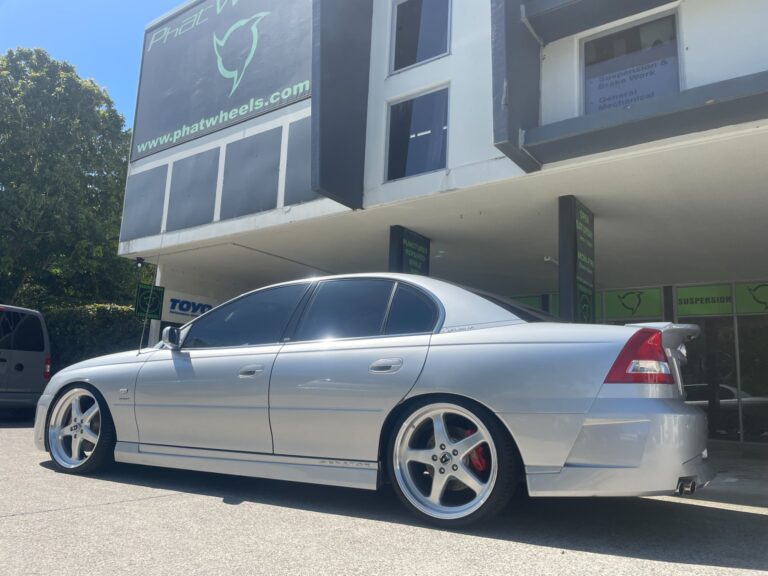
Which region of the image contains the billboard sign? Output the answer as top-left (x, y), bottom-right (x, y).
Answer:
top-left (558, 196), bottom-right (595, 323)
top-left (132, 0), bottom-right (312, 161)
top-left (135, 283), bottom-right (165, 321)
top-left (389, 226), bottom-right (430, 276)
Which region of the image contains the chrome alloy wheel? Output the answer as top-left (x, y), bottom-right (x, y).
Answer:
top-left (48, 388), bottom-right (102, 469)
top-left (393, 403), bottom-right (498, 521)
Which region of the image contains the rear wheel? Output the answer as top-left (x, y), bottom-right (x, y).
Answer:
top-left (388, 398), bottom-right (518, 527)
top-left (47, 386), bottom-right (115, 474)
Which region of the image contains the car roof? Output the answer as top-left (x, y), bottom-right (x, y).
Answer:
top-left (242, 273), bottom-right (523, 331)
top-left (0, 304), bottom-right (43, 316)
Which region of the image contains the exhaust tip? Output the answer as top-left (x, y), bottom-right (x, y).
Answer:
top-left (676, 479), bottom-right (697, 496)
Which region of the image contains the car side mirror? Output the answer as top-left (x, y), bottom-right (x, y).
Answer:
top-left (162, 326), bottom-right (181, 350)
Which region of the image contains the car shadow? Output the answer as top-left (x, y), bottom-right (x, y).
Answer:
top-left (38, 459), bottom-right (768, 571)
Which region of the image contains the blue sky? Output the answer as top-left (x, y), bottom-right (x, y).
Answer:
top-left (0, 0), bottom-right (184, 129)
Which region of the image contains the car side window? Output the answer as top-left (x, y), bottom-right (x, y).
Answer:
top-left (384, 284), bottom-right (438, 335)
top-left (294, 279), bottom-right (395, 341)
top-left (0, 311), bottom-right (16, 350)
top-left (12, 313), bottom-right (44, 352)
top-left (184, 284), bottom-right (308, 349)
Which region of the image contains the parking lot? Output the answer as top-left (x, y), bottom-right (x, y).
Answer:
top-left (1, 412), bottom-right (766, 576)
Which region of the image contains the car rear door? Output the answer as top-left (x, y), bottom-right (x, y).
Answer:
top-left (134, 283), bottom-right (309, 453)
top-left (269, 280), bottom-right (439, 461)
top-left (7, 311), bottom-right (48, 396)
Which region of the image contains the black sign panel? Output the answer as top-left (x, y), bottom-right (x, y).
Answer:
top-left (558, 195), bottom-right (595, 323)
top-left (389, 226), bottom-right (430, 276)
top-left (132, 0), bottom-right (311, 161)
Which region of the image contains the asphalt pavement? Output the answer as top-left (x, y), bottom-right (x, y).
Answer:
top-left (1, 410), bottom-right (766, 576)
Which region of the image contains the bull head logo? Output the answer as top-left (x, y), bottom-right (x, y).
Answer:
top-left (213, 12), bottom-right (270, 97)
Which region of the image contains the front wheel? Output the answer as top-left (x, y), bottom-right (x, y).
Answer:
top-left (47, 385), bottom-right (115, 474)
top-left (388, 398), bottom-right (518, 527)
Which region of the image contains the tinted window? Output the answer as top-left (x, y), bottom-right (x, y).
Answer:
top-left (388, 88), bottom-right (448, 181)
top-left (584, 15), bottom-right (678, 114)
top-left (184, 284), bottom-right (307, 348)
top-left (13, 313), bottom-right (44, 352)
top-left (393, 0), bottom-right (450, 71)
top-left (0, 311), bottom-right (17, 349)
top-left (296, 280), bottom-right (394, 341)
top-left (385, 284), bottom-right (438, 335)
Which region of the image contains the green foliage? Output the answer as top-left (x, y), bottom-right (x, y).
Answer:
top-left (0, 48), bottom-right (135, 307)
top-left (45, 304), bottom-right (145, 373)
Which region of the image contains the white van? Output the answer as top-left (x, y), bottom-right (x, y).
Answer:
top-left (0, 305), bottom-right (51, 408)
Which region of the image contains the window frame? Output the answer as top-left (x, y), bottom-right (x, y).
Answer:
top-left (578, 8), bottom-right (684, 117)
top-left (178, 282), bottom-right (311, 350)
top-left (384, 85), bottom-right (451, 183)
top-left (287, 278), bottom-right (443, 344)
top-left (388, 0), bottom-right (452, 76)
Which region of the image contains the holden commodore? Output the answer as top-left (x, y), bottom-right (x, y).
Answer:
top-left (33, 274), bottom-right (713, 527)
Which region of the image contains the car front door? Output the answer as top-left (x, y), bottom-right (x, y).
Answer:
top-left (270, 279), bottom-right (439, 461)
top-left (134, 283), bottom-right (309, 453)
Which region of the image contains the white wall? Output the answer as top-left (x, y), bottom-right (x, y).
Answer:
top-left (363, 0), bottom-right (522, 207)
top-left (540, 0), bottom-right (768, 125)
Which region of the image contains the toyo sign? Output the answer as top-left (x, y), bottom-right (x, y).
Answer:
top-left (162, 290), bottom-right (221, 324)
top-left (133, 0), bottom-right (311, 161)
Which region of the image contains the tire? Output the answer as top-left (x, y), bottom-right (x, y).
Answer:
top-left (387, 396), bottom-right (518, 528)
top-left (46, 384), bottom-right (116, 475)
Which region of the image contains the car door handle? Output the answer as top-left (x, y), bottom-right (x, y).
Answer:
top-left (238, 364), bottom-right (265, 378)
top-left (369, 358), bottom-right (403, 374)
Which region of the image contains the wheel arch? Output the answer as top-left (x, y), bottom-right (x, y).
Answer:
top-left (377, 392), bottom-right (526, 486)
top-left (44, 381), bottom-right (114, 452)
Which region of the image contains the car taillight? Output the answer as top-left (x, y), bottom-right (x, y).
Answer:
top-left (44, 357), bottom-right (51, 380)
top-left (604, 328), bottom-right (674, 384)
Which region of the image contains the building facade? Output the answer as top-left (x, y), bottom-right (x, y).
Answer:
top-left (120, 0), bottom-right (768, 444)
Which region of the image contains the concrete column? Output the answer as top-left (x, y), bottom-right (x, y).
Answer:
top-left (148, 264), bottom-right (163, 346)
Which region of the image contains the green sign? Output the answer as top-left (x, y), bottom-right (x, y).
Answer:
top-left (574, 201), bottom-right (595, 322)
top-left (133, 0), bottom-right (311, 160)
top-left (605, 288), bottom-right (663, 320)
top-left (135, 283), bottom-right (165, 321)
top-left (548, 293), bottom-right (560, 317)
top-left (389, 226), bottom-right (430, 276)
top-left (513, 296), bottom-right (543, 310)
top-left (677, 285), bottom-right (732, 317)
top-left (736, 282), bottom-right (768, 314)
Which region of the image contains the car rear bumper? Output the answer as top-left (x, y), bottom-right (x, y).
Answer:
top-left (525, 398), bottom-right (715, 497)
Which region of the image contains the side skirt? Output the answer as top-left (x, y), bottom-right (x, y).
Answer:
top-left (114, 442), bottom-right (380, 490)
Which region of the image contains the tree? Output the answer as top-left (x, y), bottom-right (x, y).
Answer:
top-left (0, 48), bottom-right (136, 307)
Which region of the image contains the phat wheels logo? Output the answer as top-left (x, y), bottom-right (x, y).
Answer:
top-left (618, 291), bottom-right (644, 315)
top-left (214, 11), bottom-right (270, 96)
top-left (748, 284), bottom-right (768, 311)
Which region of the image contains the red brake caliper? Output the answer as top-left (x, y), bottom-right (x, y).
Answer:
top-left (463, 429), bottom-right (489, 473)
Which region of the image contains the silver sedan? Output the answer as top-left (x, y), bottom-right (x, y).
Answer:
top-left (33, 274), bottom-right (713, 527)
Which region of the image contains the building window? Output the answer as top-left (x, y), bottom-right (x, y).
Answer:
top-left (387, 88), bottom-right (449, 181)
top-left (392, 0), bottom-right (450, 72)
top-left (584, 14), bottom-right (679, 115)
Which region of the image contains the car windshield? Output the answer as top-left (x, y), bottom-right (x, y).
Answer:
top-left (470, 290), bottom-right (560, 323)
